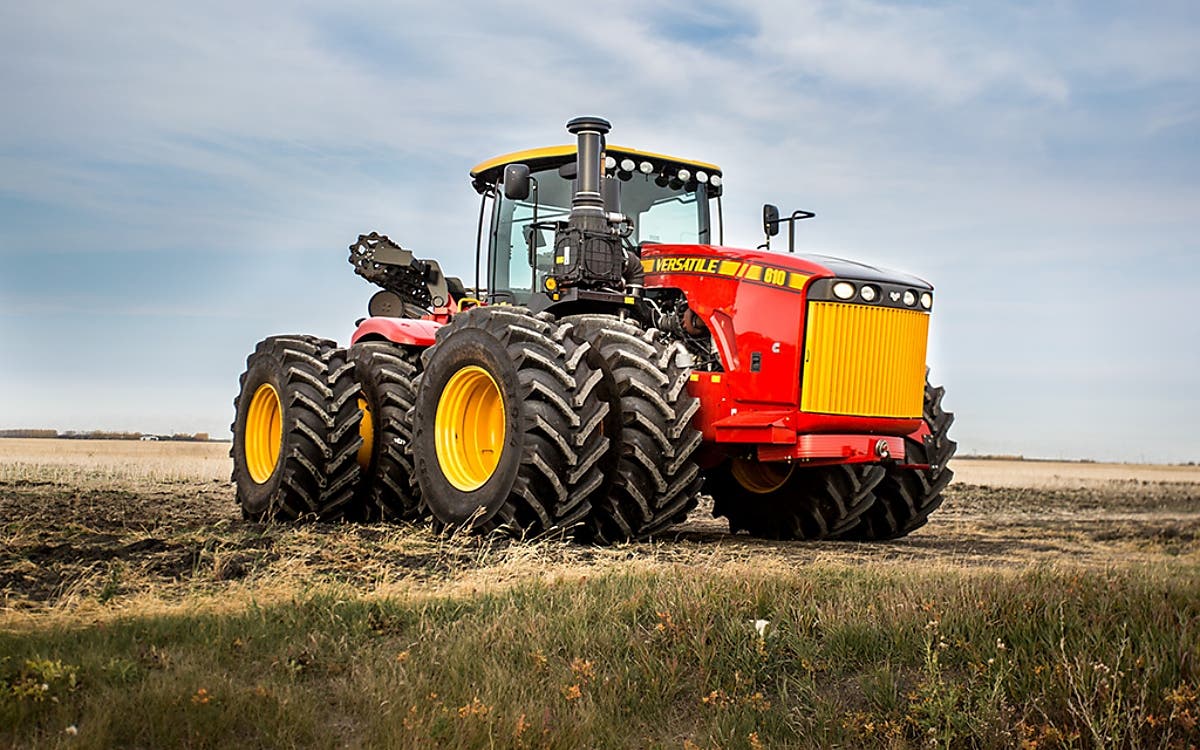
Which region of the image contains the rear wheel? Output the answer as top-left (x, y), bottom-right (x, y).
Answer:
top-left (231, 336), bottom-right (364, 521)
top-left (561, 315), bottom-right (703, 543)
top-left (410, 307), bottom-right (609, 537)
top-left (350, 342), bottom-right (424, 521)
top-left (838, 381), bottom-right (956, 540)
top-left (706, 460), bottom-right (884, 540)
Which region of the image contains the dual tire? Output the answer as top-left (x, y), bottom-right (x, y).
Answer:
top-left (706, 461), bottom-right (884, 540)
top-left (231, 336), bottom-right (363, 521)
top-left (706, 378), bottom-right (955, 541)
top-left (409, 307), bottom-right (610, 537)
top-left (836, 381), bottom-right (956, 540)
top-left (407, 309), bottom-right (703, 542)
top-left (560, 315), bottom-right (703, 542)
top-left (348, 342), bottom-right (424, 521)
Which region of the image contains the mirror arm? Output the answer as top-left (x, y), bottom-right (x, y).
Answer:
top-left (527, 179), bottom-right (540, 289)
top-left (787, 210), bottom-right (816, 253)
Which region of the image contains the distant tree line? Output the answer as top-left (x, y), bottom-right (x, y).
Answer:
top-left (0, 429), bottom-right (213, 441)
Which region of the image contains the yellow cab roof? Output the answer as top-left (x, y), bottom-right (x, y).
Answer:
top-left (470, 144), bottom-right (721, 191)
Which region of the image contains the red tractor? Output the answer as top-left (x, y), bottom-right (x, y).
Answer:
top-left (231, 117), bottom-right (954, 542)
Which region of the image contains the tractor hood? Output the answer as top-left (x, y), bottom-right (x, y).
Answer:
top-left (641, 244), bottom-right (933, 291)
top-left (798, 253), bottom-right (932, 290)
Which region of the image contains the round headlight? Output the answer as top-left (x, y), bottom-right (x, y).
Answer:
top-left (695, 170), bottom-right (708, 183)
top-left (833, 281), bottom-right (856, 300)
top-left (709, 175), bottom-right (722, 187)
top-left (676, 168), bottom-right (691, 182)
top-left (620, 158), bottom-right (635, 173)
top-left (920, 292), bottom-right (933, 309)
top-left (639, 161), bottom-right (654, 174)
top-left (903, 290), bottom-right (917, 306)
top-left (860, 285), bottom-right (877, 302)
top-left (604, 156), bottom-right (617, 170)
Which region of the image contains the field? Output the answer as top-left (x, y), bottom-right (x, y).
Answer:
top-left (2, 440), bottom-right (1198, 748)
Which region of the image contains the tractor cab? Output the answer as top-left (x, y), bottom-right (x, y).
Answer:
top-left (469, 145), bottom-right (724, 305)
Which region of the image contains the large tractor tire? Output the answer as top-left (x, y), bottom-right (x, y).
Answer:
top-left (561, 315), bottom-right (703, 543)
top-left (409, 307), bottom-right (609, 537)
top-left (349, 341), bottom-right (424, 521)
top-left (838, 381), bottom-right (956, 540)
top-left (706, 461), bottom-right (885, 540)
top-left (231, 336), bottom-right (364, 521)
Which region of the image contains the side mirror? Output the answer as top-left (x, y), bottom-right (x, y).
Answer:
top-left (503, 164), bottom-right (531, 201)
top-left (763, 204), bottom-right (781, 237)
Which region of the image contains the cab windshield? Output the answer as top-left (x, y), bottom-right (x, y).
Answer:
top-left (488, 166), bottom-right (713, 303)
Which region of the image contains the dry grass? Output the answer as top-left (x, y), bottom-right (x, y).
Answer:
top-left (1, 441), bottom-right (1198, 624)
top-left (952, 458), bottom-right (1200, 489)
top-left (2, 441), bottom-right (1199, 747)
top-left (0, 439), bottom-right (230, 485)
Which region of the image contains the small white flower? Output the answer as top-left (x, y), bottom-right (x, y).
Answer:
top-left (753, 619), bottom-right (770, 637)
top-left (64, 725), bottom-right (78, 736)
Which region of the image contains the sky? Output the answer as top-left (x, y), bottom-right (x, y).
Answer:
top-left (1, 1), bottom-right (1197, 463)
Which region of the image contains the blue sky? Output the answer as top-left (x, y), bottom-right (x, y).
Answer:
top-left (1, 1), bottom-right (1197, 462)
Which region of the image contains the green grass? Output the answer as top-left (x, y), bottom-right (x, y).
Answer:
top-left (3, 564), bottom-right (1199, 749)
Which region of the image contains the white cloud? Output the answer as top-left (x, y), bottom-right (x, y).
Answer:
top-left (1, 0), bottom-right (1198, 459)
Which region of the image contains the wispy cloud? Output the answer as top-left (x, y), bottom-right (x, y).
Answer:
top-left (0, 1), bottom-right (1197, 459)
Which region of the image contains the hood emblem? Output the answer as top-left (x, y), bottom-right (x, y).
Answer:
top-left (889, 291), bottom-right (901, 302)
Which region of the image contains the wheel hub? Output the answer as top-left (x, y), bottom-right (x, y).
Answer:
top-left (245, 383), bottom-right (282, 483)
top-left (730, 458), bottom-right (794, 494)
top-left (356, 397), bottom-right (374, 470)
top-left (434, 365), bottom-right (505, 491)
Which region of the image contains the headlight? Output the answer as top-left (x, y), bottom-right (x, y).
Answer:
top-left (695, 170), bottom-right (708, 183)
top-left (920, 292), bottom-right (933, 309)
top-left (620, 158), bottom-right (635, 173)
top-left (833, 281), bottom-right (856, 300)
top-left (860, 285), bottom-right (878, 302)
top-left (604, 156), bottom-right (617, 170)
top-left (903, 290), bottom-right (917, 306)
top-left (676, 168), bottom-right (691, 182)
top-left (639, 161), bottom-right (654, 174)
top-left (709, 175), bottom-right (722, 187)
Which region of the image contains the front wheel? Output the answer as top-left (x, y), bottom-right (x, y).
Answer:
top-left (706, 460), bottom-right (884, 540)
top-left (409, 307), bottom-right (609, 537)
top-left (837, 381), bottom-right (956, 540)
top-left (560, 315), bottom-right (703, 543)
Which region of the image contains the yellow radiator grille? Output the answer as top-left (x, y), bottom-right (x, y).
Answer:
top-left (801, 302), bottom-right (929, 418)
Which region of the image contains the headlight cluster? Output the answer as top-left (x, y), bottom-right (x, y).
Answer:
top-left (607, 157), bottom-right (721, 191)
top-left (832, 281), bottom-right (932, 309)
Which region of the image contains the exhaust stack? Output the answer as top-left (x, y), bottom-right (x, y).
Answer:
top-left (543, 115), bottom-right (633, 300)
top-left (566, 116), bottom-right (610, 216)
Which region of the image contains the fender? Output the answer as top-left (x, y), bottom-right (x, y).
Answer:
top-left (350, 316), bottom-right (442, 347)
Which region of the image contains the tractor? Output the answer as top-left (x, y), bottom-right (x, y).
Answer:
top-left (230, 116), bottom-right (955, 542)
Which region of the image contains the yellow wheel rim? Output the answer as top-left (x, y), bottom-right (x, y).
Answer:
top-left (730, 458), bottom-right (793, 495)
top-left (357, 397), bottom-right (374, 470)
top-left (246, 383), bottom-right (282, 483)
top-left (434, 365), bottom-right (505, 491)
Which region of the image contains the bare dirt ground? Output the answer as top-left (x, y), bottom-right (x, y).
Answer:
top-left (1, 441), bottom-right (1198, 619)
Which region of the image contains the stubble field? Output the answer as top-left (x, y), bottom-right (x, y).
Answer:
top-left (2, 439), bottom-right (1198, 748)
